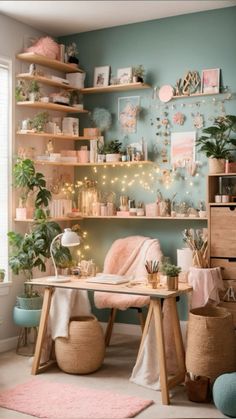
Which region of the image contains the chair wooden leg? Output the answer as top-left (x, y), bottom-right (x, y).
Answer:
top-left (105, 308), bottom-right (117, 346)
top-left (137, 307), bottom-right (145, 332)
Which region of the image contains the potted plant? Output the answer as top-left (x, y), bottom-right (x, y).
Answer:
top-left (97, 143), bottom-right (106, 163)
top-left (28, 80), bottom-right (40, 102)
top-left (104, 140), bottom-right (122, 162)
top-left (30, 111), bottom-right (49, 132)
top-left (66, 42), bottom-right (79, 65)
top-left (161, 263), bottom-right (181, 291)
top-left (196, 115), bottom-right (236, 174)
top-left (132, 65), bottom-right (145, 83)
top-left (15, 80), bottom-right (27, 102)
top-left (0, 269), bottom-right (5, 282)
top-left (13, 158), bottom-right (52, 220)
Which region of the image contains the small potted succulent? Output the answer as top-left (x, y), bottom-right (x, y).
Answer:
top-left (30, 111), bottom-right (49, 132)
top-left (104, 140), bottom-right (122, 162)
top-left (132, 65), bottom-right (145, 83)
top-left (28, 80), bottom-right (40, 102)
top-left (161, 263), bottom-right (181, 291)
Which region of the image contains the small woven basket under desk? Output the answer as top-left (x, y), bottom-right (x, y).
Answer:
top-left (186, 306), bottom-right (236, 382)
top-left (55, 316), bottom-right (105, 374)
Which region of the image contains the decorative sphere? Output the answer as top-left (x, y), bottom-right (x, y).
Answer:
top-left (213, 373), bottom-right (236, 418)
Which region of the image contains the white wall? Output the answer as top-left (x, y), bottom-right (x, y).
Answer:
top-left (0, 13), bottom-right (45, 347)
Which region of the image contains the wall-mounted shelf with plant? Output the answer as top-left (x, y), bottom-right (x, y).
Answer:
top-left (16, 101), bottom-right (88, 113)
top-left (16, 132), bottom-right (98, 141)
top-left (34, 159), bottom-right (151, 167)
top-left (16, 52), bottom-right (84, 73)
top-left (80, 82), bottom-right (151, 95)
top-left (16, 73), bottom-right (80, 91)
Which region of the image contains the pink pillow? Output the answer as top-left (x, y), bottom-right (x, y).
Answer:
top-left (26, 36), bottom-right (60, 60)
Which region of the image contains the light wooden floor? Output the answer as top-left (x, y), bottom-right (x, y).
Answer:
top-left (0, 334), bottom-right (225, 418)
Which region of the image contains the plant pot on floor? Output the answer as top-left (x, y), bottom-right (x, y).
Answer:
top-left (16, 294), bottom-right (43, 310)
top-left (13, 306), bottom-right (42, 328)
top-left (208, 158), bottom-right (225, 174)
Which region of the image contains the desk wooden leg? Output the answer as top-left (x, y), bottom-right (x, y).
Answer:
top-left (153, 299), bottom-right (170, 405)
top-left (31, 287), bottom-right (53, 375)
top-left (168, 297), bottom-right (186, 381)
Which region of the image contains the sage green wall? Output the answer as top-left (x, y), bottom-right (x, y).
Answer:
top-left (60, 7), bottom-right (236, 322)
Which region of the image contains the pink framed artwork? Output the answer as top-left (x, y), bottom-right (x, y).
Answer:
top-left (171, 131), bottom-right (196, 168)
top-left (201, 68), bottom-right (220, 94)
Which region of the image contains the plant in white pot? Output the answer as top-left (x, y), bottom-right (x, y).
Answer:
top-left (104, 140), bottom-right (122, 162)
top-left (196, 115), bottom-right (236, 174)
top-left (28, 80), bottom-right (40, 102)
top-left (132, 65), bottom-right (145, 83)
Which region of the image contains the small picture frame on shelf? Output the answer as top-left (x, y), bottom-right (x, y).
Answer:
top-left (117, 67), bottom-right (132, 84)
top-left (93, 66), bottom-right (110, 87)
top-left (201, 68), bottom-right (220, 94)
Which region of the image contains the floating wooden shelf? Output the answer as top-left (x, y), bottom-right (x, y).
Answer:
top-left (208, 173), bottom-right (236, 177)
top-left (17, 101), bottom-right (88, 113)
top-left (16, 132), bottom-right (97, 141)
top-left (15, 215), bottom-right (208, 222)
top-left (34, 160), bottom-right (151, 167)
top-left (209, 202), bottom-right (236, 206)
top-left (16, 53), bottom-right (84, 73)
top-left (172, 92), bottom-right (231, 99)
top-left (80, 82), bottom-right (151, 94)
top-left (16, 73), bottom-right (79, 91)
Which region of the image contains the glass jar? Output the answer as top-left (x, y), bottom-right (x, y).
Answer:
top-left (78, 180), bottom-right (98, 216)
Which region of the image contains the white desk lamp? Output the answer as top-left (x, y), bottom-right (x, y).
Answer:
top-left (48, 228), bottom-right (80, 282)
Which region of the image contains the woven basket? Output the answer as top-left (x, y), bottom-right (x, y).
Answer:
top-left (55, 316), bottom-right (105, 374)
top-left (186, 306), bottom-right (236, 382)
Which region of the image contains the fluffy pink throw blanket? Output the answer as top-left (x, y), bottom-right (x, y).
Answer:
top-left (94, 236), bottom-right (162, 310)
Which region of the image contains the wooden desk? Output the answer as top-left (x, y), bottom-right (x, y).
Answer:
top-left (29, 277), bottom-right (192, 405)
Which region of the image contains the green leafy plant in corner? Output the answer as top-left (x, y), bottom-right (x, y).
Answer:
top-left (13, 158), bottom-right (51, 218)
top-left (133, 65), bottom-right (145, 79)
top-left (28, 80), bottom-right (40, 94)
top-left (196, 115), bottom-right (236, 159)
top-left (161, 263), bottom-right (181, 277)
top-left (104, 140), bottom-right (122, 154)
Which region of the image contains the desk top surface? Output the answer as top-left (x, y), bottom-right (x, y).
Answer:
top-left (29, 277), bottom-right (192, 299)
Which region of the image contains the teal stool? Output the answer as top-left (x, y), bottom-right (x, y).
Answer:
top-left (13, 307), bottom-right (41, 356)
top-left (213, 373), bottom-right (236, 418)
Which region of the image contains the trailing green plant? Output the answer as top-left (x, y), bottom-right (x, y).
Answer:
top-left (13, 158), bottom-right (51, 217)
top-left (161, 263), bottom-right (181, 277)
top-left (30, 111), bottom-right (49, 132)
top-left (104, 140), bottom-right (122, 154)
top-left (196, 115), bottom-right (236, 159)
top-left (15, 81), bottom-right (27, 102)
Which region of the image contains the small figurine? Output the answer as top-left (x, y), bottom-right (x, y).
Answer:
top-left (46, 139), bottom-right (54, 156)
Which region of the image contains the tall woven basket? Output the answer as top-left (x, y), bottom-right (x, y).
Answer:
top-left (186, 306), bottom-right (236, 382)
top-left (55, 316), bottom-right (105, 374)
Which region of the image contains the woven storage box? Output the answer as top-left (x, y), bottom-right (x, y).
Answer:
top-left (218, 301), bottom-right (236, 328)
top-left (55, 316), bottom-right (105, 374)
top-left (186, 306), bottom-right (236, 382)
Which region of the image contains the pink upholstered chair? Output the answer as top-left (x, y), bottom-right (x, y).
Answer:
top-left (94, 236), bottom-right (163, 346)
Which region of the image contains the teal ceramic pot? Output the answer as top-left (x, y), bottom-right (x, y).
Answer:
top-left (13, 306), bottom-right (41, 327)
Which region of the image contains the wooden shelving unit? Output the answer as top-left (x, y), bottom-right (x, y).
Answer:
top-left (17, 101), bottom-right (88, 113)
top-left (14, 215), bottom-right (208, 222)
top-left (80, 82), bottom-right (151, 94)
top-left (16, 73), bottom-right (79, 91)
top-left (16, 52), bottom-right (84, 73)
top-left (34, 160), bottom-right (151, 167)
top-left (17, 132), bottom-right (98, 141)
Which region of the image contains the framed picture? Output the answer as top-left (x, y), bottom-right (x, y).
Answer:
top-left (171, 131), bottom-right (196, 168)
top-left (201, 68), bottom-right (220, 94)
top-left (117, 67), bottom-right (132, 84)
top-left (118, 96), bottom-right (140, 133)
top-left (93, 66), bottom-right (110, 87)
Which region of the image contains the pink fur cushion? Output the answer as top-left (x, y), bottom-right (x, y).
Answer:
top-left (26, 36), bottom-right (60, 60)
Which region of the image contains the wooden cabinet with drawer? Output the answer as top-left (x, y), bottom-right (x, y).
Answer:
top-left (208, 173), bottom-right (236, 281)
top-left (210, 206), bottom-right (236, 258)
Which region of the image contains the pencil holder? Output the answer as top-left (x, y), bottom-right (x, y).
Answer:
top-left (147, 273), bottom-right (159, 289)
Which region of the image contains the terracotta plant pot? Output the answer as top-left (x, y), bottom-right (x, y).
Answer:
top-left (166, 276), bottom-right (178, 291)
